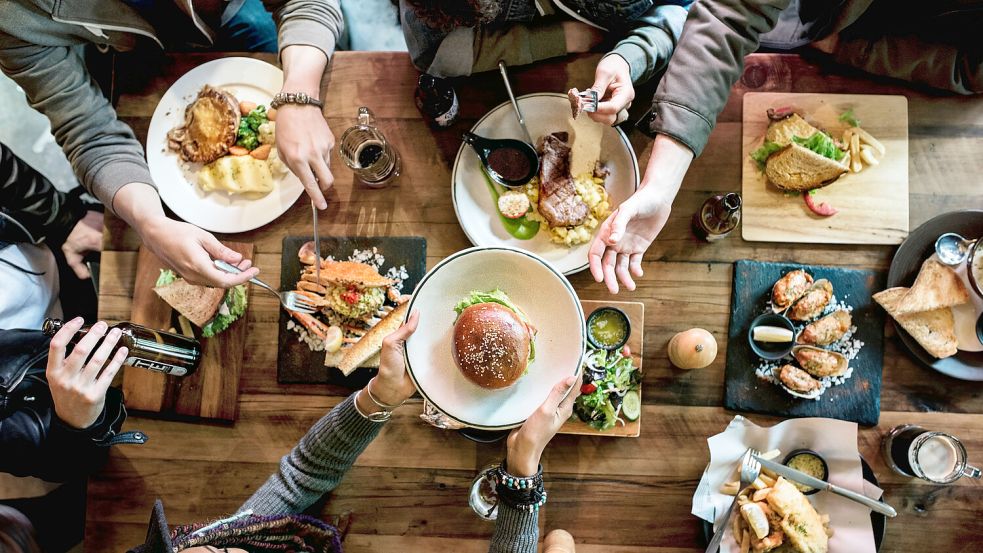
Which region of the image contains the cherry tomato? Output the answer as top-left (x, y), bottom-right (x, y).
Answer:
top-left (581, 383), bottom-right (597, 394)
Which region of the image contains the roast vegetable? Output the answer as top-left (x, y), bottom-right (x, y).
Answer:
top-left (236, 105), bottom-right (269, 150)
top-left (791, 132), bottom-right (846, 162)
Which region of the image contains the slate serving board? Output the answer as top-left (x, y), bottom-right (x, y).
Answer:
top-left (277, 236), bottom-right (426, 386)
top-left (725, 260), bottom-right (886, 426)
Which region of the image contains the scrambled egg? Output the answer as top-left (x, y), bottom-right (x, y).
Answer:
top-left (522, 173), bottom-right (611, 246)
top-left (198, 155), bottom-right (275, 196)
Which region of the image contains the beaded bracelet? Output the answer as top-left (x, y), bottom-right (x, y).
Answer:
top-left (491, 461), bottom-right (548, 512)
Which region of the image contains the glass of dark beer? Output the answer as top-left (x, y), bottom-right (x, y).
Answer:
top-left (882, 424), bottom-right (981, 483)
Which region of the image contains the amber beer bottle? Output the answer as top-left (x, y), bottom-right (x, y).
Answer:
top-left (42, 318), bottom-right (202, 376)
top-left (692, 192), bottom-right (742, 241)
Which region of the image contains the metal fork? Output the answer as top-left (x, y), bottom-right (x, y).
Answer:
top-left (705, 448), bottom-right (761, 553)
top-left (213, 259), bottom-right (317, 314)
top-left (572, 87), bottom-right (630, 125)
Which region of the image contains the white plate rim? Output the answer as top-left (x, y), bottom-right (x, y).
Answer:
top-left (402, 245), bottom-right (586, 430)
top-left (450, 92), bottom-right (640, 275)
top-left (146, 57), bottom-right (305, 234)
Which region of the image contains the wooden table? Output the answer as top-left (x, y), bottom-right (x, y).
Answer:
top-left (89, 51), bottom-right (983, 552)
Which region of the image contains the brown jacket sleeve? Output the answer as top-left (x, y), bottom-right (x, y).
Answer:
top-left (639, 0), bottom-right (791, 156)
top-left (833, 34), bottom-right (983, 95)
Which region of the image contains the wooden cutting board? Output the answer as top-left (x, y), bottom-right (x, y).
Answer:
top-left (123, 243), bottom-right (253, 421)
top-left (559, 300), bottom-right (644, 438)
top-left (741, 92), bottom-right (909, 245)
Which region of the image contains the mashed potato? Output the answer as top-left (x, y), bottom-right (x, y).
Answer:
top-left (522, 173), bottom-right (611, 247)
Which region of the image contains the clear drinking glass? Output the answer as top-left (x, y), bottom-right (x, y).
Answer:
top-left (469, 464), bottom-right (500, 521)
top-left (882, 424), bottom-right (982, 483)
top-left (339, 107), bottom-right (401, 188)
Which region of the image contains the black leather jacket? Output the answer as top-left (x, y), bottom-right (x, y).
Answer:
top-left (0, 329), bottom-right (146, 482)
top-left (0, 141), bottom-right (91, 252)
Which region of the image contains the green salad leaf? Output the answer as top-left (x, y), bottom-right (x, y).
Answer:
top-left (791, 132), bottom-right (846, 162)
top-left (750, 141), bottom-right (783, 170)
top-left (573, 347), bottom-right (641, 430)
top-left (838, 109), bottom-right (861, 128)
top-left (156, 269), bottom-right (177, 287)
top-left (201, 284), bottom-right (248, 338)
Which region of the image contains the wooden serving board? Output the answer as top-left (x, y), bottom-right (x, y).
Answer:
top-left (123, 243), bottom-right (253, 422)
top-left (725, 260), bottom-right (886, 426)
top-left (558, 300), bottom-right (644, 438)
top-left (741, 92), bottom-right (909, 245)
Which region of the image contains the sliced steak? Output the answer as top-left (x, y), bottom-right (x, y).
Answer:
top-left (538, 132), bottom-right (589, 227)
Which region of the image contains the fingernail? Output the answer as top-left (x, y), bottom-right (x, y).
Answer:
top-left (71, 316), bottom-right (84, 324)
top-left (94, 321), bottom-right (108, 331)
top-left (109, 328), bottom-right (121, 337)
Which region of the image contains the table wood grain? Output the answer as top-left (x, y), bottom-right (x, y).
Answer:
top-left (89, 51), bottom-right (983, 552)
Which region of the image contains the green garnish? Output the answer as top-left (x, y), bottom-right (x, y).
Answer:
top-left (236, 106), bottom-right (269, 150)
top-left (201, 284), bottom-right (248, 338)
top-left (574, 347), bottom-right (641, 430)
top-left (792, 131), bottom-right (846, 162)
top-left (155, 269), bottom-right (177, 287)
top-left (750, 141), bottom-right (784, 170)
top-left (838, 109), bottom-right (861, 128)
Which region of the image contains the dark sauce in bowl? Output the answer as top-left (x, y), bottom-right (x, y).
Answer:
top-left (487, 147), bottom-right (532, 182)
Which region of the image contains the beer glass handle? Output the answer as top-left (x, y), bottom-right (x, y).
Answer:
top-left (963, 464), bottom-right (982, 479)
top-left (213, 259), bottom-right (274, 294)
top-left (357, 106), bottom-right (374, 126)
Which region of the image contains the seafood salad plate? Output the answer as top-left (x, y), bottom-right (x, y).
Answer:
top-left (276, 236), bottom-right (427, 387)
top-left (452, 93), bottom-right (639, 275)
top-left (725, 260), bottom-right (887, 426)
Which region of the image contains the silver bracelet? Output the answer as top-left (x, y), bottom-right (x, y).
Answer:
top-left (366, 380), bottom-right (405, 411)
top-left (353, 389), bottom-right (390, 423)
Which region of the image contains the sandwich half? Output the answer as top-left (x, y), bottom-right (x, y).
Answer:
top-left (753, 112), bottom-right (848, 191)
top-left (154, 269), bottom-right (248, 338)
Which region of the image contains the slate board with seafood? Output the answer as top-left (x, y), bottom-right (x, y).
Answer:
top-left (726, 260), bottom-right (886, 426)
top-left (277, 236), bottom-right (426, 387)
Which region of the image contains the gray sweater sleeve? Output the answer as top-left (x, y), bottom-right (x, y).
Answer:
top-left (238, 394), bottom-right (383, 515)
top-left (489, 503), bottom-right (540, 553)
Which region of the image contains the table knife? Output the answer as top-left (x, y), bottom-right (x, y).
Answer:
top-left (755, 456), bottom-right (897, 517)
top-left (311, 200), bottom-right (321, 284)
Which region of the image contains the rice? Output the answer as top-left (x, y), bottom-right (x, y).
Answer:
top-left (521, 173), bottom-right (611, 246)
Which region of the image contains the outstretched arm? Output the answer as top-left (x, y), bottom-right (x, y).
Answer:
top-left (239, 312), bottom-right (420, 515)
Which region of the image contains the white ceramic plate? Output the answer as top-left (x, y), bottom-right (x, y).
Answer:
top-left (403, 246), bottom-right (586, 429)
top-left (146, 57), bottom-right (304, 233)
top-left (452, 93), bottom-right (640, 275)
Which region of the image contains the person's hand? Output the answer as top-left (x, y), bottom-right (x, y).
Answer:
top-left (588, 134), bottom-right (693, 293)
top-left (62, 210), bottom-right (103, 279)
top-left (46, 318), bottom-right (129, 429)
top-left (588, 188), bottom-right (671, 293)
top-left (275, 104), bottom-right (335, 210)
top-left (506, 375), bottom-right (580, 477)
top-left (140, 215), bottom-right (258, 288)
top-left (365, 309), bottom-right (420, 407)
top-left (588, 55), bottom-right (634, 126)
top-left (563, 21), bottom-right (604, 54)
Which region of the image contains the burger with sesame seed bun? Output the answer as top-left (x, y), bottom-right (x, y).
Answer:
top-left (452, 289), bottom-right (537, 389)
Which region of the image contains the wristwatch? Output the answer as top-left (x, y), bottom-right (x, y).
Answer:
top-left (271, 91), bottom-right (324, 110)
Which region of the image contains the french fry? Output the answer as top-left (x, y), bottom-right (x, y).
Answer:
top-left (721, 481), bottom-right (740, 495)
top-left (740, 530), bottom-right (751, 553)
top-left (758, 473), bottom-right (776, 487)
top-left (842, 129), bottom-right (854, 146)
top-left (852, 126), bottom-right (886, 155)
top-left (732, 512), bottom-right (744, 544)
top-left (751, 477), bottom-right (769, 490)
top-left (850, 133), bottom-right (861, 172)
top-left (759, 449), bottom-right (782, 461)
top-left (752, 488), bottom-right (772, 502)
top-left (860, 145), bottom-right (880, 166)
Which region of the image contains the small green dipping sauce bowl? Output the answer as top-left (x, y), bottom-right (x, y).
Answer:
top-left (586, 307), bottom-right (631, 351)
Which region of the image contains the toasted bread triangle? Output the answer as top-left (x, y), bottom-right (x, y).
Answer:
top-left (894, 258), bottom-right (970, 315)
top-left (874, 287), bottom-right (958, 359)
top-left (154, 278), bottom-right (224, 327)
top-left (337, 302), bottom-right (409, 375)
top-left (765, 143), bottom-right (847, 191)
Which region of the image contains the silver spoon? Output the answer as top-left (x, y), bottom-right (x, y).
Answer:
top-left (935, 233), bottom-right (977, 266)
top-left (497, 60), bottom-right (535, 146)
